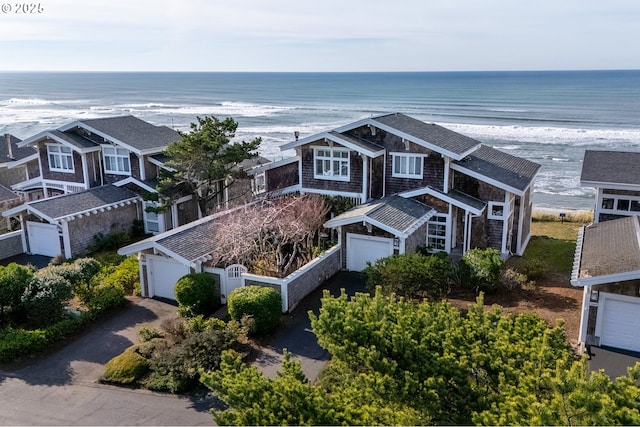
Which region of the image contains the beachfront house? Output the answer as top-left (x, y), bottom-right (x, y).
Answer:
top-left (571, 150), bottom-right (640, 353)
top-left (253, 112), bottom-right (541, 270)
top-left (580, 150), bottom-right (640, 224)
top-left (2, 116), bottom-right (203, 258)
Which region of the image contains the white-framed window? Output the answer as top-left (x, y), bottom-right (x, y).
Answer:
top-left (103, 146), bottom-right (131, 175)
top-left (144, 201), bottom-right (162, 234)
top-left (314, 147), bottom-right (350, 181)
top-left (392, 153), bottom-right (424, 178)
top-left (601, 196), bottom-right (640, 213)
top-left (47, 145), bottom-right (74, 173)
top-left (488, 202), bottom-right (506, 220)
top-left (252, 172), bottom-right (266, 195)
top-left (427, 214), bottom-right (448, 252)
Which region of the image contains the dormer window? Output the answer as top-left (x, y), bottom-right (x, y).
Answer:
top-left (392, 153), bottom-right (424, 179)
top-left (314, 147), bottom-right (350, 181)
top-left (47, 144), bottom-right (74, 173)
top-left (103, 146), bottom-right (131, 175)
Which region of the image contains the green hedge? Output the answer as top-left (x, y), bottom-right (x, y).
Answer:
top-left (228, 286), bottom-right (281, 336)
top-left (174, 273), bottom-right (220, 318)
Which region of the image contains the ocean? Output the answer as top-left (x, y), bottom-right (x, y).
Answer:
top-left (1, 70), bottom-right (639, 210)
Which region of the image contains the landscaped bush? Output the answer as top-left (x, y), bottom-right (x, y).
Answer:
top-left (363, 252), bottom-right (453, 300)
top-left (86, 284), bottom-right (126, 316)
top-left (174, 273), bottom-right (220, 318)
top-left (499, 268), bottom-right (533, 291)
top-left (523, 257), bottom-right (546, 280)
top-left (228, 286), bottom-right (281, 336)
top-left (461, 248), bottom-right (505, 294)
top-left (0, 263), bottom-right (34, 319)
top-left (90, 232), bottom-right (131, 252)
top-left (21, 273), bottom-right (74, 327)
top-left (0, 327), bottom-right (47, 363)
top-left (101, 256), bottom-right (140, 295)
top-left (103, 346), bottom-right (150, 385)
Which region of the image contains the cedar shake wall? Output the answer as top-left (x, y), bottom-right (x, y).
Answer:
top-left (602, 189), bottom-right (640, 197)
top-left (40, 145), bottom-right (84, 183)
top-left (177, 197), bottom-right (199, 225)
top-left (68, 203), bottom-right (139, 256)
top-left (0, 167), bottom-right (25, 187)
top-left (485, 218), bottom-right (503, 251)
top-left (383, 139), bottom-right (444, 195)
top-left (27, 161), bottom-right (39, 180)
top-left (370, 156), bottom-right (385, 199)
top-left (265, 162), bottom-right (299, 191)
top-left (300, 143), bottom-right (362, 194)
top-left (144, 157), bottom-right (157, 181)
top-left (404, 222), bottom-right (428, 253)
top-left (0, 231), bottom-right (23, 260)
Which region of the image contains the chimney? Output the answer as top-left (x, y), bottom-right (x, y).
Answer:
top-left (5, 134), bottom-right (14, 160)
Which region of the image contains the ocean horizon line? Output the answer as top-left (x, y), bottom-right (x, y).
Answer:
top-left (1, 69), bottom-right (639, 74)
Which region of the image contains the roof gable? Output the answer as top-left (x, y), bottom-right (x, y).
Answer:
top-left (324, 195), bottom-right (435, 237)
top-left (581, 150), bottom-right (640, 188)
top-left (62, 116), bottom-right (181, 154)
top-left (4, 185), bottom-right (139, 222)
top-left (452, 145), bottom-right (541, 195)
top-left (370, 113), bottom-right (481, 159)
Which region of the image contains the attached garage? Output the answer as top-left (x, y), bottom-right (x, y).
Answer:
top-left (346, 233), bottom-right (394, 272)
top-left (597, 293), bottom-right (640, 352)
top-left (146, 254), bottom-right (191, 300)
top-left (26, 221), bottom-right (61, 257)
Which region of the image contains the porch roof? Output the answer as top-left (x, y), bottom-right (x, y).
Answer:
top-left (0, 185), bottom-right (20, 202)
top-left (0, 134), bottom-right (36, 164)
top-left (401, 186), bottom-right (486, 215)
top-left (324, 195), bottom-right (435, 238)
top-left (452, 145), bottom-right (541, 196)
top-left (571, 216), bottom-right (640, 287)
top-left (2, 185), bottom-right (140, 223)
top-left (580, 150), bottom-right (640, 188)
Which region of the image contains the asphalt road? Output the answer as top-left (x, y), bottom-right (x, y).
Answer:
top-left (0, 298), bottom-right (216, 426)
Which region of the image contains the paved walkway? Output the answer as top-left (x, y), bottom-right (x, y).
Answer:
top-left (252, 271), bottom-right (367, 381)
top-left (589, 346), bottom-right (640, 379)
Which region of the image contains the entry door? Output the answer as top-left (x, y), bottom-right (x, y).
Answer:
top-left (224, 264), bottom-right (247, 299)
top-left (26, 221), bottom-right (61, 257)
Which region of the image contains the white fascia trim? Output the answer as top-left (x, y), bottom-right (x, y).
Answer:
top-left (24, 131), bottom-right (99, 154)
top-left (57, 196), bottom-right (141, 222)
top-left (2, 203), bottom-right (29, 218)
top-left (147, 155), bottom-right (176, 172)
top-left (246, 156), bottom-right (299, 176)
top-left (571, 269), bottom-right (640, 288)
top-left (367, 118), bottom-right (480, 161)
top-left (450, 163), bottom-right (525, 196)
top-left (6, 153), bottom-right (38, 168)
top-left (301, 187), bottom-right (362, 199)
top-left (283, 132), bottom-right (384, 158)
top-left (113, 177), bottom-right (157, 193)
top-left (61, 121), bottom-right (162, 156)
top-left (10, 176), bottom-right (43, 191)
top-left (325, 214), bottom-right (410, 238)
top-left (399, 187), bottom-right (485, 216)
top-left (581, 181), bottom-right (640, 192)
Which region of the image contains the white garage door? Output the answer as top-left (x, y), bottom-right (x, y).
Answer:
top-left (147, 255), bottom-right (191, 300)
top-left (26, 221), bottom-right (61, 257)
top-left (598, 293), bottom-right (640, 352)
top-left (346, 233), bottom-right (394, 272)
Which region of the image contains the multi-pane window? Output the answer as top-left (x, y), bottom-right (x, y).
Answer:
top-left (47, 145), bottom-right (74, 172)
top-left (314, 147), bottom-right (349, 181)
top-left (103, 146), bottom-right (131, 175)
top-left (427, 214), bottom-right (448, 252)
top-left (601, 196), bottom-right (640, 213)
top-left (392, 154), bottom-right (423, 178)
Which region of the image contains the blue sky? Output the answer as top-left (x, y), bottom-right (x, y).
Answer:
top-left (1, 0), bottom-right (638, 71)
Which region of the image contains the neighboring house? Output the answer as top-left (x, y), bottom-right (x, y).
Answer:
top-left (580, 150), bottom-right (640, 223)
top-left (571, 149), bottom-right (640, 354)
top-left (0, 134), bottom-right (39, 190)
top-left (0, 184), bottom-right (21, 233)
top-left (3, 185), bottom-right (140, 258)
top-left (257, 112), bottom-right (541, 270)
top-left (571, 216), bottom-right (640, 353)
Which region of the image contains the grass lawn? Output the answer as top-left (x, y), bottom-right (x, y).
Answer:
top-left (509, 220), bottom-right (587, 275)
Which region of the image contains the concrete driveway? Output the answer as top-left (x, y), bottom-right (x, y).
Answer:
top-left (0, 298), bottom-right (216, 426)
top-left (252, 271), bottom-right (368, 381)
top-left (589, 346), bottom-right (640, 379)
